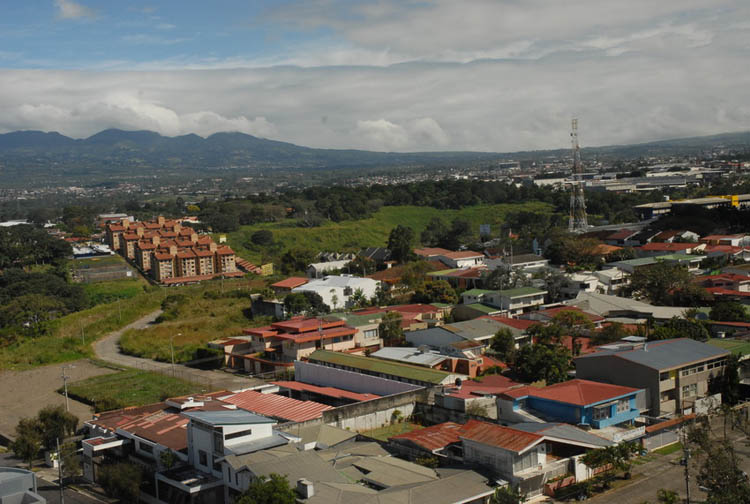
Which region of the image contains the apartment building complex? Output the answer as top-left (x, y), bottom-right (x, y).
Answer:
top-left (105, 216), bottom-right (240, 283)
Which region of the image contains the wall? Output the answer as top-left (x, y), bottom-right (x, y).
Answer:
top-left (321, 389), bottom-right (425, 431)
top-left (575, 356), bottom-right (659, 415)
top-left (294, 361), bottom-right (421, 396)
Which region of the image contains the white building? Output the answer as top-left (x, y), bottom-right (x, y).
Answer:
top-left (560, 272), bottom-right (600, 299)
top-left (292, 275), bottom-right (380, 310)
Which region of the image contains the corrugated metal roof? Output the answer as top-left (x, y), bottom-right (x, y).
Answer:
top-left (459, 419), bottom-right (542, 453)
top-left (390, 422), bottom-right (465, 451)
top-left (182, 409), bottom-right (275, 426)
top-left (272, 380), bottom-right (379, 402)
top-left (512, 423), bottom-right (613, 447)
top-left (577, 338), bottom-right (730, 370)
top-left (371, 347), bottom-right (448, 367)
top-left (511, 379), bottom-right (640, 406)
top-left (308, 350), bottom-right (451, 384)
top-left (222, 390), bottom-right (333, 422)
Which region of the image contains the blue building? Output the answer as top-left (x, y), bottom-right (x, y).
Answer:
top-left (497, 379), bottom-right (641, 429)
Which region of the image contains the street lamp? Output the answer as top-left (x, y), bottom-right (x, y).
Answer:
top-left (171, 333), bottom-right (181, 377)
top-left (61, 364), bottom-right (76, 412)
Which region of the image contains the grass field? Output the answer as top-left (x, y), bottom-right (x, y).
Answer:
top-left (64, 368), bottom-right (204, 412)
top-left (83, 277), bottom-right (149, 305)
top-left (224, 202), bottom-right (554, 264)
top-left (120, 279), bottom-right (270, 363)
top-left (0, 286), bottom-right (165, 370)
top-left (707, 338), bottom-right (750, 356)
top-left (652, 442), bottom-right (683, 456)
top-left (360, 422), bottom-right (423, 441)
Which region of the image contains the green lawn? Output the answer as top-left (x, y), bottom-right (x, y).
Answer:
top-left (361, 422), bottom-right (423, 441)
top-left (224, 202), bottom-right (554, 264)
top-left (652, 442), bottom-right (683, 456)
top-left (0, 287), bottom-right (164, 370)
top-left (707, 338), bottom-right (750, 356)
top-left (64, 368), bottom-right (204, 412)
top-left (83, 277), bottom-right (148, 306)
top-left (119, 279), bottom-right (269, 363)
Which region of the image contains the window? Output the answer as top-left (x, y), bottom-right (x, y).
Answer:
top-left (660, 372), bottom-right (671, 381)
top-left (616, 398), bottom-right (630, 413)
top-left (225, 428), bottom-right (253, 441)
top-left (139, 442), bottom-right (153, 454)
top-left (682, 383), bottom-right (698, 398)
top-left (213, 430), bottom-right (224, 454)
top-left (199, 450), bottom-right (208, 466)
top-left (661, 389), bottom-right (676, 402)
top-left (593, 406), bottom-right (611, 420)
top-left (364, 329), bottom-right (378, 339)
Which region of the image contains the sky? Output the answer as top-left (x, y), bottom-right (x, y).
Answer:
top-left (0, 0), bottom-right (749, 152)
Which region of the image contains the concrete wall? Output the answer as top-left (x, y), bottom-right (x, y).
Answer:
top-left (321, 389), bottom-right (425, 431)
top-left (294, 361), bottom-right (421, 396)
top-left (575, 356), bottom-right (659, 415)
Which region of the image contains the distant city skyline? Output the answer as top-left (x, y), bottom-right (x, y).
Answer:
top-left (0, 0), bottom-right (748, 152)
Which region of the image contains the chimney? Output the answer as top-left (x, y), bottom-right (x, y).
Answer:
top-left (297, 479), bottom-right (314, 499)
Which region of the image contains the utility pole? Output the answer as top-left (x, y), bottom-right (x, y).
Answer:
top-left (682, 429), bottom-right (691, 504)
top-left (61, 365), bottom-right (75, 412)
top-left (117, 297), bottom-right (122, 323)
top-left (171, 333), bottom-right (181, 377)
top-left (57, 437), bottom-right (65, 504)
top-left (79, 320), bottom-right (85, 345)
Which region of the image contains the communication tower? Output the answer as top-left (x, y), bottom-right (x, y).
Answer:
top-left (568, 118), bottom-right (588, 232)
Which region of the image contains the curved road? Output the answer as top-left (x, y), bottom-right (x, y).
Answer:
top-left (94, 309), bottom-right (262, 392)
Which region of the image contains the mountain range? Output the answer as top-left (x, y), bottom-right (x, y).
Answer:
top-left (0, 128), bottom-right (749, 175)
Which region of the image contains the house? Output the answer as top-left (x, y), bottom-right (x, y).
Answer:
top-left (497, 379), bottom-right (642, 431)
top-left (604, 229), bottom-right (640, 246)
top-left (307, 349), bottom-right (457, 386)
top-left (703, 245), bottom-right (750, 262)
top-left (575, 338), bottom-right (730, 417)
top-left (593, 268), bottom-right (629, 294)
top-left (638, 242), bottom-right (705, 256)
top-left (457, 287), bottom-right (547, 317)
top-left (219, 390), bottom-right (333, 423)
top-left (495, 254), bottom-right (549, 271)
top-left (306, 260), bottom-right (351, 278)
top-left (292, 275), bottom-right (380, 310)
top-left (695, 273), bottom-right (750, 292)
top-left (520, 306), bottom-right (604, 328)
top-left (565, 291), bottom-right (691, 323)
top-left (459, 420), bottom-right (612, 497)
top-left (427, 266), bottom-right (487, 289)
top-left (414, 247), bottom-right (485, 268)
top-left (270, 277), bottom-right (308, 296)
top-left (435, 374), bottom-right (522, 419)
top-left (228, 317), bottom-right (359, 374)
top-left (652, 230), bottom-right (700, 243)
top-left (559, 272), bottom-right (601, 299)
top-left (605, 253), bottom-right (705, 274)
top-left (0, 467), bottom-right (45, 504)
top-left (371, 345), bottom-right (493, 379)
top-left (360, 246), bottom-right (392, 265)
top-left (700, 234), bottom-right (750, 247)
top-left (480, 316), bottom-right (537, 346)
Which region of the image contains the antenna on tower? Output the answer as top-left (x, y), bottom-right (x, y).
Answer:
top-left (568, 118), bottom-right (588, 233)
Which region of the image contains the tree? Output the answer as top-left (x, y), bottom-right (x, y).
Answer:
top-left (60, 441), bottom-right (81, 481)
top-left (330, 290), bottom-right (339, 311)
top-left (99, 462), bottom-right (142, 503)
top-left (236, 473), bottom-right (296, 504)
top-left (347, 255), bottom-right (377, 276)
top-left (11, 417), bottom-right (42, 469)
top-left (710, 301), bottom-right (749, 322)
top-left (656, 489), bottom-right (679, 504)
top-left (379, 311), bottom-right (405, 346)
top-left (420, 217), bottom-right (449, 247)
top-left (465, 402), bottom-right (489, 417)
top-left (490, 328), bottom-right (516, 362)
top-left (581, 442), bottom-right (638, 487)
top-left (629, 262), bottom-right (694, 306)
top-left (251, 229), bottom-right (274, 246)
top-left (412, 280), bottom-right (458, 304)
top-left (283, 291), bottom-right (330, 316)
top-left (388, 225), bottom-right (416, 263)
top-left (511, 343), bottom-right (571, 384)
top-left (650, 317), bottom-right (709, 341)
top-left (491, 485), bottom-right (525, 504)
top-left (280, 247), bottom-right (316, 275)
top-left (709, 354), bottom-right (742, 406)
top-left (593, 322), bottom-right (629, 345)
top-left (37, 405), bottom-right (78, 450)
top-left (348, 288), bottom-right (368, 309)
top-left (160, 449), bottom-right (177, 470)
top-left (439, 218), bottom-right (473, 250)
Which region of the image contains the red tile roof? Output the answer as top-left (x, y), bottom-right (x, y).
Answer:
top-left (390, 422), bottom-right (466, 451)
top-left (272, 381), bottom-right (379, 402)
top-left (645, 414), bottom-right (695, 433)
top-left (640, 242), bottom-right (696, 252)
top-left (606, 229), bottom-right (637, 240)
top-left (460, 419), bottom-right (542, 453)
top-left (414, 247), bottom-right (452, 257)
top-left (221, 390), bottom-right (333, 422)
top-left (509, 379), bottom-right (640, 406)
top-left (441, 250), bottom-right (483, 259)
top-left (535, 306), bottom-right (605, 323)
top-left (275, 325), bottom-right (356, 343)
top-left (217, 246), bottom-right (234, 255)
top-left (271, 277), bottom-right (309, 289)
top-left (443, 374), bottom-right (521, 400)
top-left (154, 253), bottom-right (173, 261)
top-left (706, 287), bottom-right (750, 297)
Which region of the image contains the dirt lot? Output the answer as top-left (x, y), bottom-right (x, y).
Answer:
top-left (0, 359), bottom-right (116, 442)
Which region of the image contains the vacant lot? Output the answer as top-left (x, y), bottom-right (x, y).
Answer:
top-left (65, 368), bottom-right (205, 412)
top-left (0, 359), bottom-right (115, 441)
top-left (707, 338), bottom-right (750, 356)
top-left (361, 422), bottom-right (423, 441)
top-left (225, 202), bottom-right (553, 264)
top-left (119, 280), bottom-right (270, 363)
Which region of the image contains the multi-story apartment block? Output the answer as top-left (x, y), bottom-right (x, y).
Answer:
top-left (105, 216), bottom-right (240, 284)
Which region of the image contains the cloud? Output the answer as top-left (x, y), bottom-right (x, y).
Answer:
top-left (54, 0), bottom-right (95, 20)
top-left (356, 119), bottom-right (409, 150)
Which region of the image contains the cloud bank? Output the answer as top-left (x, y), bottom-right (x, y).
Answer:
top-left (0, 1), bottom-right (748, 152)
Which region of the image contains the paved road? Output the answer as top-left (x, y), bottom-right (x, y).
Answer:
top-left (584, 428), bottom-right (750, 504)
top-left (94, 309), bottom-right (263, 392)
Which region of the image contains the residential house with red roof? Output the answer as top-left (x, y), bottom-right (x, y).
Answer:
top-left (638, 241), bottom-right (705, 256)
top-left (496, 379), bottom-right (642, 429)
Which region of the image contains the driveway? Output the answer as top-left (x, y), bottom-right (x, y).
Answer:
top-left (93, 309), bottom-right (263, 392)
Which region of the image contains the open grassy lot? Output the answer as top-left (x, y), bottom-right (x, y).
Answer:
top-left (120, 279), bottom-right (270, 363)
top-left (360, 422), bottom-right (423, 441)
top-left (83, 277), bottom-right (149, 305)
top-left (707, 338), bottom-right (750, 356)
top-left (225, 202), bottom-right (553, 264)
top-left (64, 368), bottom-right (205, 412)
top-left (0, 286), bottom-right (164, 370)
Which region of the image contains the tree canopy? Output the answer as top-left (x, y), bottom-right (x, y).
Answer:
top-left (236, 473), bottom-right (297, 504)
top-left (387, 225), bottom-right (416, 263)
